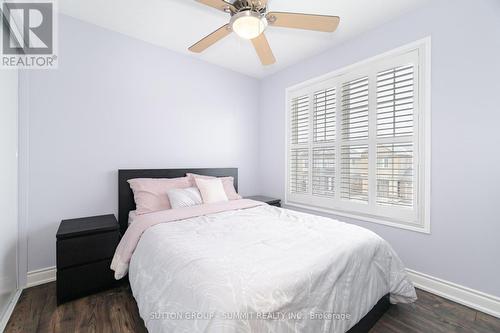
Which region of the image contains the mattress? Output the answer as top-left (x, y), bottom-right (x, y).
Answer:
top-left (128, 205), bottom-right (416, 333)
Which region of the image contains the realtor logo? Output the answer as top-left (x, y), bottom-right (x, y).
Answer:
top-left (1, 0), bottom-right (57, 68)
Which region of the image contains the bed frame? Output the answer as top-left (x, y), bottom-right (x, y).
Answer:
top-left (117, 167), bottom-right (389, 332)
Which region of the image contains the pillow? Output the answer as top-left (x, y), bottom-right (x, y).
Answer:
top-left (127, 177), bottom-right (191, 214)
top-left (195, 178), bottom-right (229, 204)
top-left (186, 173), bottom-right (242, 200)
top-left (128, 210), bottom-right (138, 225)
top-left (167, 187), bottom-right (203, 209)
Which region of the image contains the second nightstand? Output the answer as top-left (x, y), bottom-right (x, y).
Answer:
top-left (246, 195), bottom-right (281, 207)
top-left (56, 214), bottom-right (120, 304)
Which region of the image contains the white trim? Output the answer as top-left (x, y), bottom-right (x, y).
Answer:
top-left (26, 266), bottom-right (56, 288)
top-left (0, 289), bottom-right (22, 332)
top-left (285, 37), bottom-right (431, 233)
top-left (284, 202), bottom-right (430, 234)
top-left (406, 269), bottom-right (500, 319)
top-left (18, 71), bottom-right (30, 288)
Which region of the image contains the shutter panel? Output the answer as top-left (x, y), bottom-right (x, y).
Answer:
top-left (376, 64), bottom-right (415, 208)
top-left (290, 95), bottom-right (309, 144)
top-left (376, 143), bottom-right (414, 207)
top-left (313, 88), bottom-right (336, 142)
top-left (312, 147), bottom-right (335, 197)
top-left (377, 65), bottom-right (414, 138)
top-left (290, 95), bottom-right (310, 195)
top-left (341, 77), bottom-right (369, 141)
top-left (341, 77), bottom-right (369, 202)
top-left (340, 144), bottom-right (369, 202)
top-left (290, 148), bottom-right (309, 194)
top-left (312, 88), bottom-right (336, 198)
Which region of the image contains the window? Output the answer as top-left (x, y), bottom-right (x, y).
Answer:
top-left (286, 39), bottom-right (430, 232)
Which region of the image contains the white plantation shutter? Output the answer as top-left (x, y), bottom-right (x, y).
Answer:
top-left (341, 77), bottom-right (369, 141)
top-left (376, 65), bottom-right (414, 138)
top-left (312, 88), bottom-right (336, 198)
top-left (376, 64), bottom-right (415, 208)
top-left (290, 95), bottom-right (309, 144)
top-left (287, 43), bottom-right (429, 231)
top-left (290, 148), bottom-right (309, 194)
top-left (289, 95), bottom-right (310, 194)
top-left (340, 77), bottom-right (369, 202)
top-left (341, 144), bottom-right (369, 202)
top-left (376, 143), bottom-right (414, 207)
top-left (313, 88), bottom-right (336, 143)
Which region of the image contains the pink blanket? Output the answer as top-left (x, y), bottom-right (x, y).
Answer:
top-left (110, 199), bottom-right (265, 279)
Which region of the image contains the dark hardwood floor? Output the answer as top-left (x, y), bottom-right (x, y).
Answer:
top-left (5, 283), bottom-right (500, 333)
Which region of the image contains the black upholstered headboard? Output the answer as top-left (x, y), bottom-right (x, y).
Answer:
top-left (118, 168), bottom-right (238, 233)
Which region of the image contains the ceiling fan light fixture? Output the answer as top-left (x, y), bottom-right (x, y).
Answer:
top-left (230, 10), bottom-right (267, 40)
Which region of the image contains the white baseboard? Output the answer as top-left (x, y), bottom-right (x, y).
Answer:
top-left (0, 289), bottom-right (22, 332)
top-left (22, 265), bottom-right (500, 319)
top-left (27, 266), bottom-right (56, 288)
top-left (406, 269), bottom-right (500, 318)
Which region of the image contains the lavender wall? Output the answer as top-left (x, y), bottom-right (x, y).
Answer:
top-left (20, 15), bottom-right (261, 274)
top-left (259, 0), bottom-right (500, 297)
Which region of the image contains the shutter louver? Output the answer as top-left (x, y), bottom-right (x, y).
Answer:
top-left (377, 65), bottom-right (414, 138)
top-left (290, 148), bottom-right (309, 194)
top-left (376, 143), bottom-right (414, 207)
top-left (341, 144), bottom-right (369, 202)
top-left (290, 95), bottom-right (309, 144)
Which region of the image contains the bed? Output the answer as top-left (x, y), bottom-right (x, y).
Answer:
top-left (113, 168), bottom-right (417, 333)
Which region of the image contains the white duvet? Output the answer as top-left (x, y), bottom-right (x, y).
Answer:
top-left (129, 205), bottom-right (416, 333)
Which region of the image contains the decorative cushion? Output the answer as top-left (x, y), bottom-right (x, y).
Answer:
top-left (194, 178), bottom-right (229, 204)
top-left (186, 173), bottom-right (242, 200)
top-left (167, 187), bottom-right (203, 209)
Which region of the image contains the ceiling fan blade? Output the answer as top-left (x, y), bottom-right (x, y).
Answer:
top-left (189, 24), bottom-right (232, 53)
top-left (195, 0), bottom-right (234, 13)
top-left (251, 33), bottom-right (275, 66)
top-left (266, 12), bottom-right (340, 32)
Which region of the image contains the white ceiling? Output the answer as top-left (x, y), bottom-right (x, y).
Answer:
top-left (59, 0), bottom-right (430, 78)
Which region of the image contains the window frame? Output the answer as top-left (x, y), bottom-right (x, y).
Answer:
top-left (285, 38), bottom-right (431, 234)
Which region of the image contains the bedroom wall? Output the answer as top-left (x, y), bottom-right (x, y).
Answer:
top-left (19, 15), bottom-right (261, 276)
top-left (258, 0), bottom-right (500, 297)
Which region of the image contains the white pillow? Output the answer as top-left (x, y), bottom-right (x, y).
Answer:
top-left (195, 178), bottom-right (229, 204)
top-left (167, 187), bottom-right (203, 208)
top-left (128, 210), bottom-right (138, 225)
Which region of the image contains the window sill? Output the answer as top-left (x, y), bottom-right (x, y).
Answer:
top-left (284, 201), bottom-right (431, 234)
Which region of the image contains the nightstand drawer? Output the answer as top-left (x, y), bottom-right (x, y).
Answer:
top-left (57, 231), bottom-right (120, 269)
top-left (57, 258), bottom-right (116, 304)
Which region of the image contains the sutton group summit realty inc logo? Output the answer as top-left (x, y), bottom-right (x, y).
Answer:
top-left (1, 0), bottom-right (57, 69)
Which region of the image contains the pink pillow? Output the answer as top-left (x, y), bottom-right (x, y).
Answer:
top-left (195, 178), bottom-right (229, 204)
top-left (128, 177), bottom-right (191, 214)
top-left (186, 173), bottom-right (242, 200)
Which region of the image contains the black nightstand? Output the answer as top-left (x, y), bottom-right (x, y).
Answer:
top-left (246, 195), bottom-right (281, 207)
top-left (56, 214), bottom-right (120, 304)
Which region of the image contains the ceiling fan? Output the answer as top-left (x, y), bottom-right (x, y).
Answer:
top-left (188, 0), bottom-right (340, 66)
